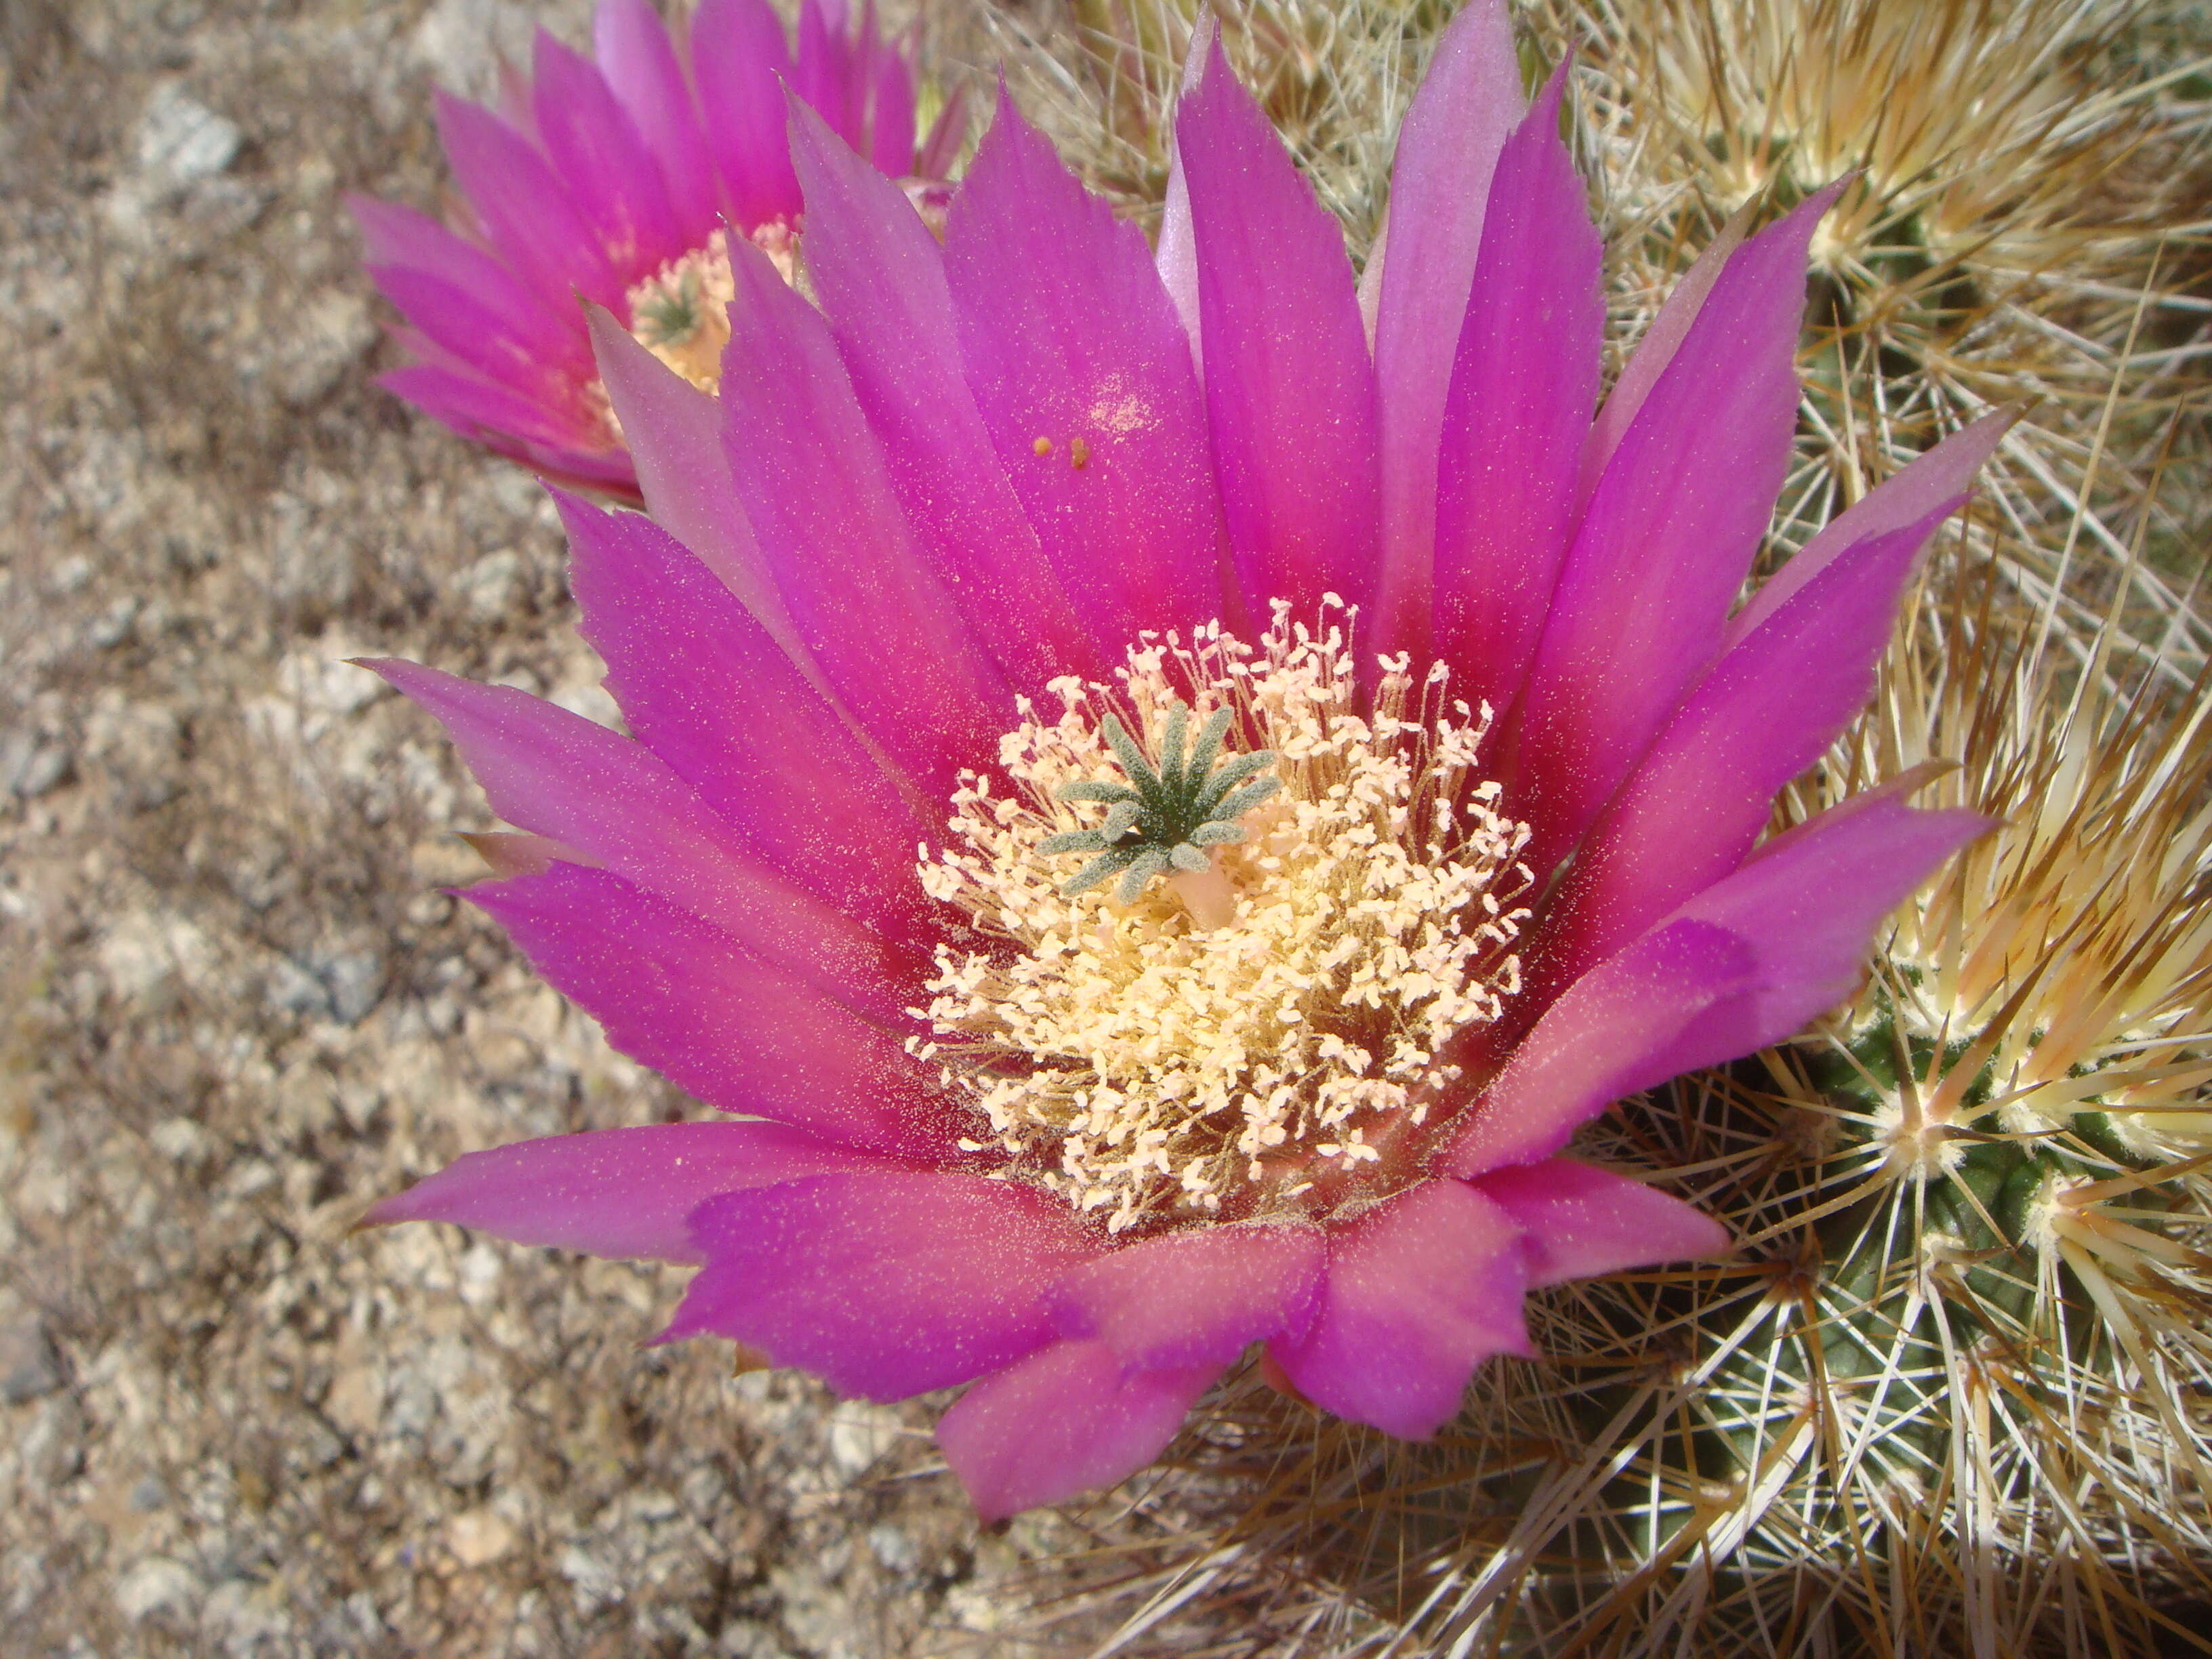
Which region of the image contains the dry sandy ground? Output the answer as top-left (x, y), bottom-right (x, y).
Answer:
top-left (0, 3), bottom-right (1183, 1654)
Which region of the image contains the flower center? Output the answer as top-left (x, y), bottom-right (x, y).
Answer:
top-left (621, 223), bottom-right (800, 394)
top-left (916, 602), bottom-right (1533, 1233)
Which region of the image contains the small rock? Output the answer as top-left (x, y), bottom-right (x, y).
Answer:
top-left (84, 595), bottom-right (140, 650)
top-left (558, 1542), bottom-right (623, 1613)
top-left (447, 1507), bottom-right (515, 1568)
top-left (456, 1242), bottom-right (502, 1308)
top-left (202, 1576), bottom-right (295, 1654)
top-left (18, 1393), bottom-right (83, 1485)
top-left (266, 957), bottom-right (330, 1019)
top-left (136, 83), bottom-right (241, 189)
top-left (867, 1522), bottom-right (920, 1576)
top-left (223, 1160), bottom-right (279, 1200)
top-left (457, 548), bottom-right (525, 619)
top-left (323, 949), bottom-right (385, 1025)
top-left (0, 729), bottom-right (71, 798)
top-left (81, 697), bottom-right (184, 811)
top-left (277, 648), bottom-right (387, 720)
top-left (117, 1556), bottom-right (203, 1623)
top-left (273, 290), bottom-right (376, 408)
top-left (98, 911), bottom-right (214, 1004)
top-left (268, 947), bottom-right (385, 1024)
top-left (0, 1320), bottom-right (62, 1404)
top-left (324, 1364), bottom-right (382, 1438)
top-left (826, 1400), bottom-right (903, 1481)
top-left (149, 1116), bottom-right (213, 1164)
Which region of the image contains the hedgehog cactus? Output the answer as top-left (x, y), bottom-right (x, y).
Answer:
top-left (1085, 501), bottom-right (2212, 1658)
top-left (1528, 0), bottom-right (2212, 664)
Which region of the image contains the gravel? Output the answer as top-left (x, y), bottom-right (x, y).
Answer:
top-left (0, 2), bottom-right (1147, 1653)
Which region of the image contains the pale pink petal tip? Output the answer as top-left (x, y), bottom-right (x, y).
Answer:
top-left (665, 1172), bottom-right (1103, 1400)
top-left (1473, 1158), bottom-right (1733, 1287)
top-left (361, 1121), bottom-right (895, 1265)
top-left (1271, 1180), bottom-right (1531, 1441)
top-left (937, 1340), bottom-right (1218, 1522)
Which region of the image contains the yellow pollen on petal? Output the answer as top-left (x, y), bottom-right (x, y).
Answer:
top-left (914, 600), bottom-right (1533, 1235)
top-left (620, 222), bottom-right (802, 396)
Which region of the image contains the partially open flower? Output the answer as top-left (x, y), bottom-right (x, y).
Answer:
top-left (364, 3), bottom-right (1994, 1520)
top-left (350, 0), bottom-right (964, 496)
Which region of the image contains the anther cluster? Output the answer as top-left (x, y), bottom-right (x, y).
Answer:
top-left (915, 602), bottom-right (1534, 1233)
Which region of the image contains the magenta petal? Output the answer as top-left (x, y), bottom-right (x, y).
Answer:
top-left (717, 241), bottom-right (1009, 800)
top-left (531, 29), bottom-right (685, 280)
top-left (867, 42), bottom-right (915, 176)
top-left (1048, 1223), bottom-right (1324, 1370)
top-left (794, 0), bottom-right (863, 152)
top-left (1509, 186), bottom-right (1843, 873)
top-left (556, 492), bottom-right (928, 929)
top-left (1578, 203), bottom-right (1753, 505)
top-left (1449, 794), bottom-right (1990, 1178)
top-left (366, 1121), bottom-right (904, 1263)
top-left (1179, 40), bottom-right (1380, 620)
top-left (594, 0), bottom-right (721, 247)
top-left (378, 363), bottom-right (593, 453)
top-left (585, 308), bottom-right (790, 641)
top-left (692, 0), bottom-right (802, 229)
top-left (1725, 409), bottom-right (2016, 647)
top-left (1470, 1158), bottom-right (1732, 1288)
top-left (788, 102), bottom-right (1101, 689)
top-left (1270, 1179), bottom-right (1530, 1439)
top-left (1430, 65), bottom-right (1604, 716)
top-left (468, 864), bottom-right (955, 1158)
top-left (937, 1340), bottom-right (1217, 1521)
top-left (667, 1172), bottom-right (1105, 1399)
top-left (433, 91), bottom-right (623, 312)
top-left (943, 93), bottom-right (1233, 651)
top-left (1446, 918), bottom-right (1756, 1177)
top-left (1369, 0), bottom-right (1523, 655)
top-left (366, 659), bottom-right (920, 1022)
top-left (1538, 500), bottom-right (1963, 980)
top-left (349, 196), bottom-right (580, 368)
top-left (365, 264), bottom-right (567, 398)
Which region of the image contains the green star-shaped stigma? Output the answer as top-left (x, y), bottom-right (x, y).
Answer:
top-left (1040, 702), bottom-right (1280, 905)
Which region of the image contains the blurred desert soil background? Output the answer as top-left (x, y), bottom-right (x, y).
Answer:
top-left (0, 1), bottom-right (1191, 1654)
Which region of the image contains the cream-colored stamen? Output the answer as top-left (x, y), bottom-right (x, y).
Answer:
top-left (619, 222), bottom-right (802, 395)
top-left (913, 600), bottom-right (1532, 1234)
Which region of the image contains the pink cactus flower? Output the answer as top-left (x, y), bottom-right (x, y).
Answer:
top-left (350, 0), bottom-right (964, 497)
top-left (364, 1), bottom-right (2005, 1520)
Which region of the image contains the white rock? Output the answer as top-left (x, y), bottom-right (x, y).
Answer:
top-left (456, 1242), bottom-right (502, 1307)
top-left (458, 548), bottom-right (525, 619)
top-left (558, 1542), bottom-right (624, 1613)
top-left (826, 1400), bottom-right (903, 1481)
top-left (136, 83), bottom-right (241, 188)
top-left (97, 911), bottom-right (213, 1002)
top-left (117, 1556), bottom-right (203, 1623)
top-left (148, 1117), bottom-right (213, 1164)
